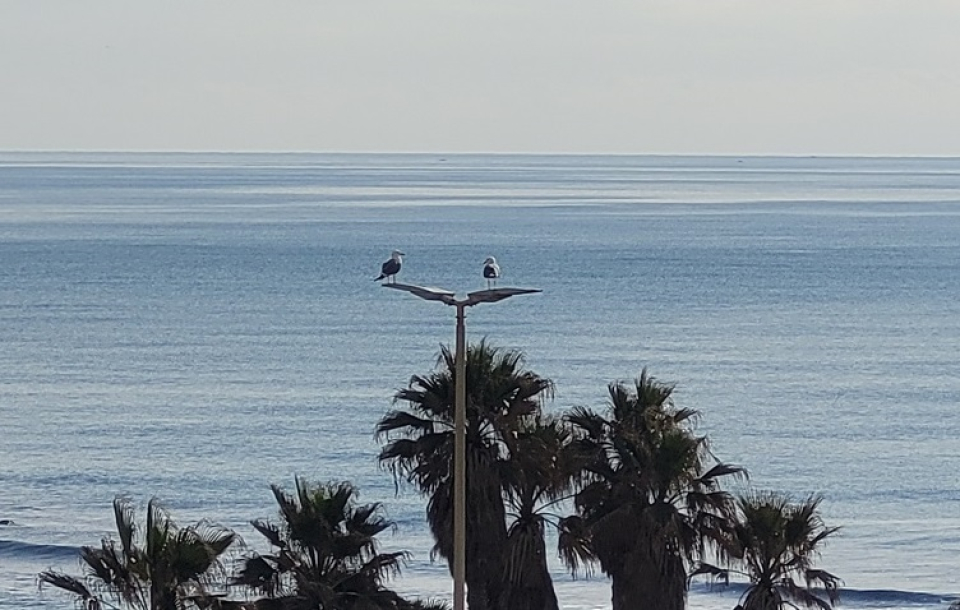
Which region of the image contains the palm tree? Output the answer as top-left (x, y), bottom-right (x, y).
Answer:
top-left (560, 369), bottom-right (745, 610)
top-left (694, 491), bottom-right (841, 610)
top-left (39, 497), bottom-right (237, 610)
top-left (377, 341), bottom-right (554, 610)
top-left (499, 414), bottom-right (580, 610)
top-left (233, 477), bottom-right (419, 610)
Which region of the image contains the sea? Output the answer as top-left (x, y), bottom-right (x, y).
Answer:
top-left (1, 152), bottom-right (958, 609)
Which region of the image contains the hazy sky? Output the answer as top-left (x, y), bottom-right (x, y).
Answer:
top-left (3, 1), bottom-right (959, 155)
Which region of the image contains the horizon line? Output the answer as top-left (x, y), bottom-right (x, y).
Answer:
top-left (3, 149), bottom-right (960, 160)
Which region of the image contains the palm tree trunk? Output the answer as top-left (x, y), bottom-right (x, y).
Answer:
top-left (464, 511), bottom-right (506, 610)
top-left (609, 545), bottom-right (686, 610)
top-left (465, 454), bottom-right (509, 610)
top-left (152, 587), bottom-right (180, 610)
top-left (433, 469), bottom-right (508, 610)
top-left (466, 578), bottom-right (491, 610)
top-left (499, 538), bottom-right (559, 610)
top-left (498, 512), bottom-right (559, 610)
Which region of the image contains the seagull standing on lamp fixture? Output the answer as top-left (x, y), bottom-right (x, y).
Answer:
top-left (482, 256), bottom-right (500, 289)
top-left (374, 250), bottom-right (404, 284)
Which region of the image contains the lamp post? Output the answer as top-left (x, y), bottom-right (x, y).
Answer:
top-left (383, 283), bottom-right (541, 610)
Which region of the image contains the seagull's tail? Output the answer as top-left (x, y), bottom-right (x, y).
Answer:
top-left (374, 274), bottom-right (386, 281)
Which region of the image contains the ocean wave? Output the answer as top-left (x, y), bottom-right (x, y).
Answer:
top-left (839, 589), bottom-right (958, 607)
top-left (691, 582), bottom-right (957, 607)
top-left (0, 539), bottom-right (81, 562)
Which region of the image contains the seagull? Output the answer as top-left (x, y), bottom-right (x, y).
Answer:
top-left (482, 256), bottom-right (501, 289)
top-left (375, 250), bottom-right (404, 284)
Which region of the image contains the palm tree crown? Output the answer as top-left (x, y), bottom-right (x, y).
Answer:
top-left (233, 477), bottom-right (413, 610)
top-left (560, 369), bottom-right (745, 610)
top-left (39, 497), bottom-right (237, 610)
top-left (697, 491), bottom-right (841, 610)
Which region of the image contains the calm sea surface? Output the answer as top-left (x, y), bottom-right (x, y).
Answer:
top-left (1, 153), bottom-right (959, 609)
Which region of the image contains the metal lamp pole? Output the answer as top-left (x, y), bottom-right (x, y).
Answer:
top-left (452, 300), bottom-right (467, 610)
top-left (383, 283), bottom-right (541, 610)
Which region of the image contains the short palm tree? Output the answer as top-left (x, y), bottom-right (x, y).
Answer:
top-left (695, 491), bottom-right (841, 610)
top-left (377, 341), bottom-right (554, 610)
top-left (560, 370), bottom-right (744, 610)
top-left (499, 415), bottom-right (579, 610)
top-left (233, 477), bottom-right (416, 610)
top-left (39, 497), bottom-right (237, 610)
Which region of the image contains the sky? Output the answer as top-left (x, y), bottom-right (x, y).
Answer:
top-left (2, 1), bottom-right (959, 155)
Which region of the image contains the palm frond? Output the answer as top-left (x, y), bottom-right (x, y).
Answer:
top-left (784, 580), bottom-right (837, 610)
top-left (38, 571), bottom-right (97, 604)
top-left (251, 519), bottom-right (286, 549)
top-left (113, 497), bottom-right (137, 560)
top-left (701, 462), bottom-right (748, 483)
top-left (376, 411), bottom-right (439, 437)
top-left (400, 598), bottom-right (452, 610)
top-left (688, 561), bottom-right (730, 585)
top-left (805, 568), bottom-right (842, 602)
top-left (556, 516), bottom-right (596, 577)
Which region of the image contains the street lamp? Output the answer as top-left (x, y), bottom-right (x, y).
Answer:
top-left (383, 282), bottom-right (541, 610)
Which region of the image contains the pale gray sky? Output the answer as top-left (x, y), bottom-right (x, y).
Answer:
top-left (2, 1), bottom-right (959, 155)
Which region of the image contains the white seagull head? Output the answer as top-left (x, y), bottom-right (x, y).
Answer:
top-left (483, 256), bottom-right (497, 265)
top-left (391, 250), bottom-right (405, 260)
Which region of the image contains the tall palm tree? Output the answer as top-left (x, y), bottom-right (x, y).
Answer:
top-left (694, 491), bottom-right (841, 610)
top-left (39, 497), bottom-right (237, 610)
top-left (377, 341), bottom-right (554, 610)
top-left (233, 477), bottom-right (418, 610)
top-left (560, 369), bottom-right (745, 610)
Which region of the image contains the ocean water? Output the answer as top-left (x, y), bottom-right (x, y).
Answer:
top-left (1, 152), bottom-right (959, 609)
